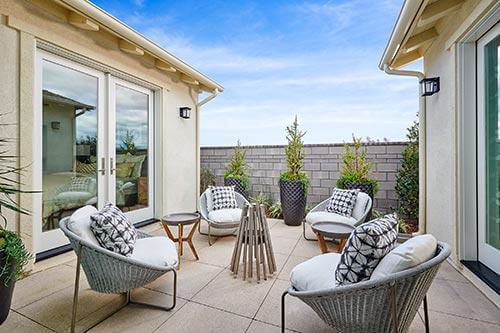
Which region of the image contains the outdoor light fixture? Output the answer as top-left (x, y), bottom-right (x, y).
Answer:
top-left (179, 107), bottom-right (191, 119)
top-left (51, 121), bottom-right (61, 130)
top-left (420, 77), bottom-right (440, 96)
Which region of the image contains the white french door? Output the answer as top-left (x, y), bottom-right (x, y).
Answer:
top-left (35, 51), bottom-right (155, 254)
top-left (477, 23), bottom-right (500, 274)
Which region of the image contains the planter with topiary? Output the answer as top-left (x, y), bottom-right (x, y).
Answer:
top-left (279, 116), bottom-right (309, 226)
top-left (224, 140), bottom-right (250, 198)
top-left (337, 135), bottom-right (378, 219)
top-left (0, 130), bottom-right (33, 324)
top-left (395, 120), bottom-right (419, 234)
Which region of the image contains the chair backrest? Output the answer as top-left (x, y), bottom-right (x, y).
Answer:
top-left (199, 188), bottom-right (250, 220)
top-left (351, 192), bottom-right (372, 221)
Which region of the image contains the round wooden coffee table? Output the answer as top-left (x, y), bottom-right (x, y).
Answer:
top-left (311, 221), bottom-right (355, 253)
top-left (161, 212), bottom-right (201, 268)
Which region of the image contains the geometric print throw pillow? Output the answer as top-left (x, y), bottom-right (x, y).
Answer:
top-left (210, 186), bottom-right (237, 210)
top-left (90, 202), bottom-right (137, 256)
top-left (335, 213), bottom-right (399, 286)
top-left (326, 188), bottom-right (360, 217)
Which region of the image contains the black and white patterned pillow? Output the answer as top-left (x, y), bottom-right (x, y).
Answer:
top-left (326, 188), bottom-right (360, 217)
top-left (90, 202), bottom-right (137, 256)
top-left (210, 186), bottom-right (237, 210)
top-left (335, 214), bottom-right (398, 285)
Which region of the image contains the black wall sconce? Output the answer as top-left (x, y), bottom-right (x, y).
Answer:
top-left (420, 77), bottom-right (440, 96)
top-left (179, 107), bottom-right (191, 119)
top-left (51, 121), bottom-right (61, 130)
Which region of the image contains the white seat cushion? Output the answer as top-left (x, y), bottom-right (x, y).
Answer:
top-left (351, 192), bottom-right (370, 221)
top-left (131, 236), bottom-right (178, 267)
top-left (208, 208), bottom-right (242, 224)
top-left (305, 211), bottom-right (357, 226)
top-left (371, 234), bottom-right (437, 280)
top-left (67, 205), bottom-right (100, 246)
top-left (290, 253), bottom-right (340, 291)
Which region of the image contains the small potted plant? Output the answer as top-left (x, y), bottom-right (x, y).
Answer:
top-left (395, 120), bottom-right (419, 234)
top-left (0, 147), bottom-right (33, 324)
top-left (224, 140), bottom-right (250, 198)
top-left (279, 116), bottom-right (309, 226)
top-left (337, 135), bottom-right (378, 218)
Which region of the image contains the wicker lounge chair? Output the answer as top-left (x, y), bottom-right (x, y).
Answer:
top-left (199, 189), bottom-right (250, 245)
top-left (60, 217), bottom-right (178, 333)
top-left (303, 191), bottom-right (372, 240)
top-left (281, 241), bottom-right (451, 333)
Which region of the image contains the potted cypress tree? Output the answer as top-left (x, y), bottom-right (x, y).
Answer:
top-left (279, 116), bottom-right (309, 226)
top-left (337, 135), bottom-right (378, 218)
top-left (395, 120), bottom-right (419, 234)
top-left (224, 140), bottom-right (250, 198)
top-left (0, 141), bottom-right (33, 324)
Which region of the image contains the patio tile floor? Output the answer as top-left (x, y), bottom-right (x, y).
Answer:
top-left (2, 218), bottom-right (499, 332)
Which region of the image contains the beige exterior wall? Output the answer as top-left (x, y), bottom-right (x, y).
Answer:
top-left (0, 0), bottom-right (200, 258)
top-left (421, 0), bottom-right (494, 264)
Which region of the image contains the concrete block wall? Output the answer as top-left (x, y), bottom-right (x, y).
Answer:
top-left (201, 142), bottom-right (407, 213)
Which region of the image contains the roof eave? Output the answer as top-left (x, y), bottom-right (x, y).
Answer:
top-left (378, 0), bottom-right (425, 70)
top-left (56, 0), bottom-right (224, 92)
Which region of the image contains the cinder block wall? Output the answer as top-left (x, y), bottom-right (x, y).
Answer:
top-left (201, 142), bottom-right (407, 213)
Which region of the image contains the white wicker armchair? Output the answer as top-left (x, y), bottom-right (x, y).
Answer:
top-left (303, 191), bottom-right (372, 240)
top-left (199, 189), bottom-right (250, 245)
top-left (59, 217), bottom-right (178, 333)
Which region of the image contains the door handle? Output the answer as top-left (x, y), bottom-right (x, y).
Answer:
top-left (98, 157), bottom-right (106, 175)
top-left (110, 157), bottom-right (116, 175)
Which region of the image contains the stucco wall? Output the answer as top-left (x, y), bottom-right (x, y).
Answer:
top-left (0, 0), bottom-right (200, 255)
top-left (421, 0), bottom-right (484, 263)
top-left (201, 142), bottom-right (407, 212)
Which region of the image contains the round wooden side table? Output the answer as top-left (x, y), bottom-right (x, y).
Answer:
top-left (311, 221), bottom-right (355, 253)
top-left (161, 212), bottom-right (200, 268)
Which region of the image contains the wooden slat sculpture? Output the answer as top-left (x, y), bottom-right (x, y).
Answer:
top-left (230, 204), bottom-right (277, 281)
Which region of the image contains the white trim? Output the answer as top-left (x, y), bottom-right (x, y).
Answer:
top-left (476, 24), bottom-right (500, 274)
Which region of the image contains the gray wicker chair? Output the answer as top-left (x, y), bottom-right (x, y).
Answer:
top-left (59, 218), bottom-right (177, 333)
top-left (303, 192), bottom-right (372, 240)
top-left (281, 242), bottom-right (451, 333)
top-left (199, 189), bottom-right (250, 245)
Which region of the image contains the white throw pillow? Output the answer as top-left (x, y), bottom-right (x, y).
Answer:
top-left (351, 192), bottom-right (370, 221)
top-left (371, 234), bottom-right (437, 280)
top-left (67, 205), bottom-right (100, 246)
top-left (290, 253), bottom-right (340, 291)
top-left (131, 236), bottom-right (178, 267)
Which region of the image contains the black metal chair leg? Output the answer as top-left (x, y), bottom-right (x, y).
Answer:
top-left (129, 269), bottom-right (177, 311)
top-left (281, 290), bottom-right (288, 333)
top-left (302, 221), bottom-right (316, 241)
top-left (423, 295), bottom-right (429, 333)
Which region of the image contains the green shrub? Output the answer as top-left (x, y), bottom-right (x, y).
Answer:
top-left (268, 202), bottom-right (283, 219)
top-left (395, 120), bottom-right (419, 220)
top-left (337, 135), bottom-right (378, 194)
top-left (200, 167), bottom-right (217, 193)
top-left (224, 140), bottom-right (249, 190)
top-left (250, 192), bottom-right (273, 208)
top-left (280, 116), bottom-right (309, 190)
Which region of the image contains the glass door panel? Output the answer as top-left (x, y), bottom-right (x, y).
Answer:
top-left (112, 81), bottom-right (153, 222)
top-left (39, 56), bottom-right (104, 252)
top-left (478, 24), bottom-right (500, 274)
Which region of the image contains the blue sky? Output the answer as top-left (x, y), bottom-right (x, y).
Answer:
top-left (91, 0), bottom-right (420, 146)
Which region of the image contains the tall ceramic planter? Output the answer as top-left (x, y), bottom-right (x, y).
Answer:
top-left (0, 251), bottom-right (15, 325)
top-left (339, 181), bottom-right (374, 220)
top-left (224, 177), bottom-right (248, 199)
top-left (279, 179), bottom-right (306, 226)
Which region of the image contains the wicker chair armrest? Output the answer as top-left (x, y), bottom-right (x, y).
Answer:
top-left (310, 198), bottom-right (330, 213)
top-left (235, 192), bottom-right (250, 208)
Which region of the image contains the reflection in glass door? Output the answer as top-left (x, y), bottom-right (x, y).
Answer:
top-left (477, 24), bottom-right (499, 274)
top-left (39, 53), bottom-right (105, 252)
top-left (110, 80), bottom-right (154, 223)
